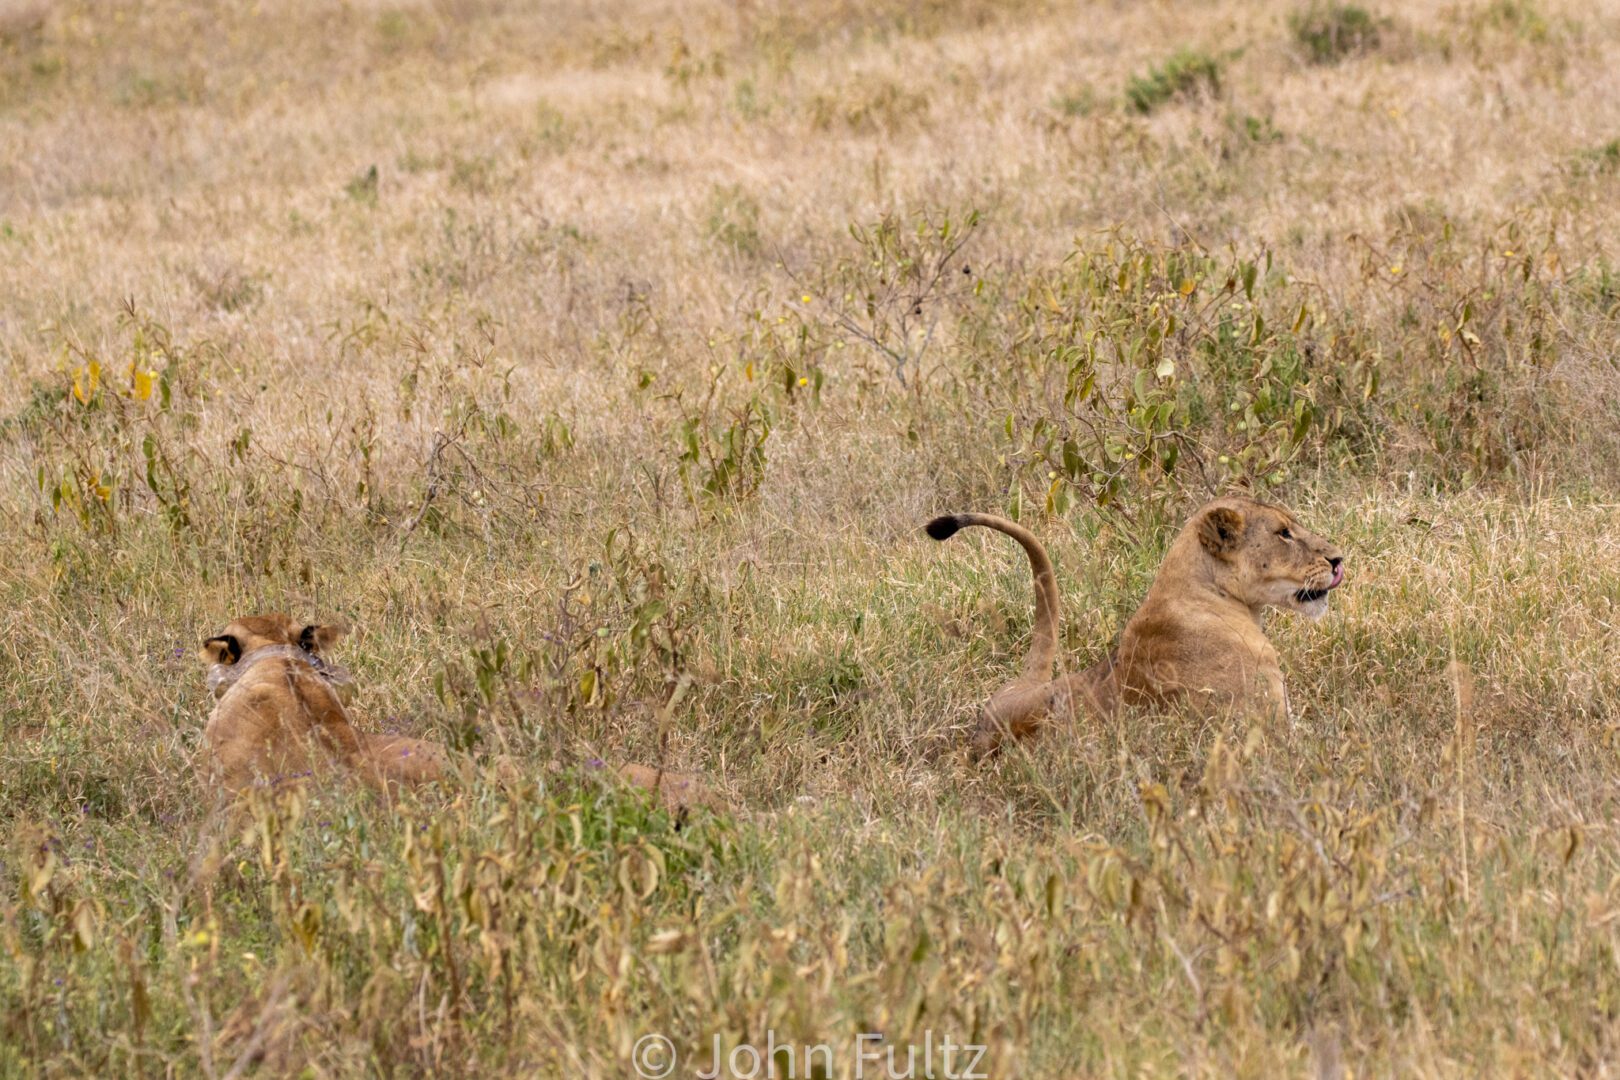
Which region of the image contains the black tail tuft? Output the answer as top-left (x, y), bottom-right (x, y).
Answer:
top-left (925, 515), bottom-right (962, 541)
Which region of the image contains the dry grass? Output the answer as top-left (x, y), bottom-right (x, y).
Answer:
top-left (5, 0), bottom-right (1620, 1074)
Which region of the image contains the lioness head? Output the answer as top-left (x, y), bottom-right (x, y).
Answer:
top-left (1194, 496), bottom-right (1344, 618)
top-left (200, 614), bottom-right (356, 705)
top-left (199, 613), bottom-right (346, 667)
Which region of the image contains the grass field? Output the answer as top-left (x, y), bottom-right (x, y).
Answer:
top-left (5, 0), bottom-right (1620, 1074)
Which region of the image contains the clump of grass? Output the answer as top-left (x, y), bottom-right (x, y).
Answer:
top-left (1290, 3), bottom-right (1382, 64)
top-left (449, 154), bottom-right (499, 195)
top-left (809, 75), bottom-right (930, 132)
top-left (375, 8), bottom-right (419, 52)
top-left (1477, 0), bottom-right (1550, 43)
top-left (1570, 138), bottom-right (1620, 177)
top-left (0, 2), bottom-right (49, 50)
top-left (343, 164), bottom-right (379, 205)
top-left (1054, 85), bottom-right (1096, 117)
top-left (705, 184), bottom-right (763, 257)
top-left (190, 263), bottom-right (265, 314)
top-left (1231, 111), bottom-right (1285, 143)
top-left (1124, 49), bottom-right (1222, 114)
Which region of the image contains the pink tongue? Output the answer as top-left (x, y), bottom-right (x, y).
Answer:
top-left (1329, 564), bottom-right (1345, 588)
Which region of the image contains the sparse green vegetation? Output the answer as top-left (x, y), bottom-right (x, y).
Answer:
top-left (1479, 0), bottom-right (1552, 42)
top-left (1290, 3), bottom-right (1383, 63)
top-left (1225, 110), bottom-right (1286, 147)
top-left (343, 164), bottom-right (379, 206)
top-left (1055, 85), bottom-right (1097, 117)
top-left (1126, 49), bottom-right (1223, 114)
top-left (705, 184), bottom-right (764, 257)
top-left (5, 0), bottom-right (1620, 1075)
top-left (1572, 137), bottom-right (1620, 175)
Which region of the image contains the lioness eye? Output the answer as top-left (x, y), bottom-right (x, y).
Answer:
top-left (1278, 527), bottom-right (1293, 540)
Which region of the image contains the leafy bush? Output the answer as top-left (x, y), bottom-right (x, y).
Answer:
top-left (960, 238), bottom-right (1378, 517)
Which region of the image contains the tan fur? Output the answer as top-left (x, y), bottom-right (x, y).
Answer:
top-left (616, 763), bottom-right (724, 813)
top-left (927, 496), bottom-right (1345, 756)
top-left (199, 614), bottom-right (446, 794)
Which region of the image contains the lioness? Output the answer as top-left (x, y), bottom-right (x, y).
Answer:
top-left (615, 763), bottom-right (724, 813)
top-left (927, 495), bottom-right (1344, 756)
top-left (200, 615), bottom-right (446, 794)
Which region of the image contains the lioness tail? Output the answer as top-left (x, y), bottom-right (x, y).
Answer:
top-left (925, 513), bottom-right (1060, 682)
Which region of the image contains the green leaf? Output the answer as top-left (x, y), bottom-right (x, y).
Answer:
top-left (1062, 440), bottom-right (1084, 479)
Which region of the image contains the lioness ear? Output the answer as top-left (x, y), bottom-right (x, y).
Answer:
top-left (200, 635), bottom-right (241, 665)
top-left (1197, 507), bottom-right (1246, 558)
top-left (299, 624), bottom-right (345, 653)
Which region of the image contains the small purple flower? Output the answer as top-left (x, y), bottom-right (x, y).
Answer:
top-left (586, 758), bottom-right (605, 770)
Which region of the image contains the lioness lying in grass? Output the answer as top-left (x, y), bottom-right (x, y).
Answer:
top-left (199, 614), bottom-right (446, 794)
top-left (198, 614), bottom-right (720, 812)
top-left (928, 495), bottom-right (1345, 756)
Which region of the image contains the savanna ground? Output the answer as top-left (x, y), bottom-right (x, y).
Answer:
top-left (4, 0), bottom-right (1620, 1075)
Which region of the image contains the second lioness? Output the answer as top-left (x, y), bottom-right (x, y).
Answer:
top-left (927, 495), bottom-right (1344, 756)
top-left (200, 615), bottom-right (447, 794)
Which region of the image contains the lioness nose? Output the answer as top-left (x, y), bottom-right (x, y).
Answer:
top-left (1328, 556), bottom-right (1343, 571)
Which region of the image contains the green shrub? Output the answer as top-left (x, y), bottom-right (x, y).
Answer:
top-left (1290, 3), bottom-right (1382, 63)
top-left (1124, 50), bottom-right (1222, 114)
